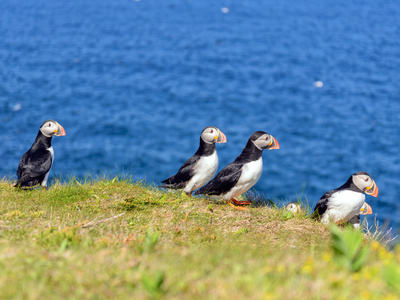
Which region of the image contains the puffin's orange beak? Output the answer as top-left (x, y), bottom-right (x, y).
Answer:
top-left (217, 130), bottom-right (227, 143)
top-left (268, 135), bottom-right (280, 150)
top-left (360, 202), bottom-right (373, 215)
top-left (56, 124), bottom-right (66, 136)
top-left (365, 180), bottom-right (378, 197)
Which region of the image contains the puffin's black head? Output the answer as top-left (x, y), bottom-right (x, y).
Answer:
top-left (39, 120), bottom-right (66, 138)
top-left (351, 171), bottom-right (378, 197)
top-left (200, 126), bottom-right (227, 144)
top-left (249, 131), bottom-right (280, 150)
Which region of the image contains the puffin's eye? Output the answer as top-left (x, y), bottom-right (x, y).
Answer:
top-left (48, 123), bottom-right (51, 127)
top-left (365, 178), bottom-right (369, 182)
top-left (210, 129), bottom-right (213, 133)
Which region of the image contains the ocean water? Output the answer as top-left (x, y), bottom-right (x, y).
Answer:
top-left (1, 0), bottom-right (399, 233)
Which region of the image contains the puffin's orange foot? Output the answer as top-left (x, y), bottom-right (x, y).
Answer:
top-left (231, 198), bottom-right (252, 206)
top-left (229, 202), bottom-right (249, 211)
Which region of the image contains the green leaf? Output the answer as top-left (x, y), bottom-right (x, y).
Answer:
top-left (267, 199), bottom-right (276, 207)
top-left (58, 238), bottom-right (70, 252)
top-left (330, 225), bottom-right (368, 272)
top-left (281, 210), bottom-right (294, 220)
top-left (383, 263), bottom-right (400, 292)
top-left (141, 271), bottom-right (165, 298)
top-left (141, 229), bottom-right (160, 253)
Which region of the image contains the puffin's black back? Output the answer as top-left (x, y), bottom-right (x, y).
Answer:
top-left (311, 190), bottom-right (335, 220)
top-left (15, 130), bottom-right (53, 188)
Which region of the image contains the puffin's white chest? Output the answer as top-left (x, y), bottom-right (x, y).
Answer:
top-left (321, 190), bottom-right (365, 224)
top-left (184, 152), bottom-right (219, 193)
top-left (48, 146), bottom-right (55, 162)
top-left (41, 146), bottom-right (54, 187)
top-left (223, 157), bottom-right (263, 200)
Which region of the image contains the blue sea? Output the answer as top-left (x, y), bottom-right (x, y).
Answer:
top-left (1, 0), bottom-right (399, 234)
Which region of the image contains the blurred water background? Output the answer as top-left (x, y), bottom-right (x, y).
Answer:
top-left (0, 0), bottom-right (399, 234)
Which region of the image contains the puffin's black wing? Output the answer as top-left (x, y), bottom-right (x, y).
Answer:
top-left (15, 149), bottom-right (52, 187)
top-left (160, 155), bottom-right (201, 189)
top-left (195, 162), bottom-right (242, 196)
top-left (311, 190), bottom-right (336, 220)
top-left (16, 151), bottom-right (30, 180)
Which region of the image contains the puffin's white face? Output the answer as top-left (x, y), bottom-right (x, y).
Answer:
top-left (252, 133), bottom-right (280, 150)
top-left (352, 172), bottom-right (378, 197)
top-left (39, 120), bottom-right (66, 138)
top-left (359, 202), bottom-right (373, 215)
top-left (285, 202), bottom-right (302, 214)
top-left (201, 127), bottom-right (227, 144)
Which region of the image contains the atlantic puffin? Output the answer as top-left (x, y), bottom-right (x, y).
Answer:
top-left (160, 126), bottom-right (227, 196)
top-left (14, 120), bottom-right (66, 190)
top-left (285, 201), bottom-right (302, 214)
top-left (195, 131), bottom-right (280, 209)
top-left (311, 172), bottom-right (378, 225)
top-left (347, 202), bottom-right (373, 229)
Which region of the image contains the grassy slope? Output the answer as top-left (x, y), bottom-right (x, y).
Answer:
top-left (0, 178), bottom-right (399, 299)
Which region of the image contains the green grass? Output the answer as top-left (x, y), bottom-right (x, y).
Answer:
top-left (0, 177), bottom-right (399, 299)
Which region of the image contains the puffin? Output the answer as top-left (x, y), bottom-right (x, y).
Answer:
top-left (285, 201), bottom-right (302, 214)
top-left (311, 172), bottom-right (378, 225)
top-left (195, 131), bottom-right (280, 209)
top-left (14, 120), bottom-right (66, 190)
top-left (160, 126), bottom-right (227, 196)
top-left (347, 202), bottom-right (373, 229)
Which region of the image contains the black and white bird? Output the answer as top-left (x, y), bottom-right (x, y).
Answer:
top-left (160, 126), bottom-right (227, 196)
top-left (195, 131), bottom-right (280, 209)
top-left (14, 120), bottom-right (66, 190)
top-left (285, 201), bottom-right (302, 214)
top-left (312, 172), bottom-right (378, 225)
top-left (347, 202), bottom-right (373, 229)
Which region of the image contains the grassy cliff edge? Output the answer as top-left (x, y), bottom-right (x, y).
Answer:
top-left (0, 177), bottom-right (399, 299)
